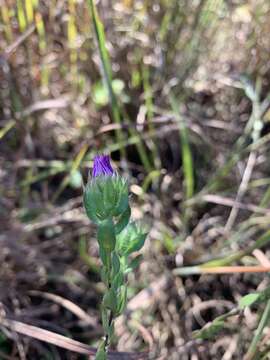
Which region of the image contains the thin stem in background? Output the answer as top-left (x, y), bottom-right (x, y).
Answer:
top-left (87, 0), bottom-right (125, 159)
top-left (87, 0), bottom-right (154, 173)
top-left (244, 300), bottom-right (270, 360)
top-left (169, 93), bottom-right (194, 200)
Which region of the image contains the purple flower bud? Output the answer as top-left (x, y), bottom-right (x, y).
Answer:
top-left (92, 154), bottom-right (114, 177)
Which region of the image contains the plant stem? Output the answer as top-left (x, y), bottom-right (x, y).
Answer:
top-left (244, 300), bottom-right (270, 360)
top-left (173, 229), bottom-right (270, 276)
top-left (86, 0), bottom-right (125, 160)
top-left (101, 250), bottom-right (115, 357)
top-left (104, 311), bottom-right (114, 351)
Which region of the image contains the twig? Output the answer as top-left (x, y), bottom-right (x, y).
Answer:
top-left (4, 24), bottom-right (36, 58)
top-left (225, 151), bottom-right (257, 231)
top-left (201, 194), bottom-right (270, 215)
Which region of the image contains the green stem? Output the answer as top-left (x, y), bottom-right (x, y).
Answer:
top-left (201, 229), bottom-right (270, 267)
top-left (104, 311), bottom-right (114, 351)
top-left (87, 0), bottom-right (154, 172)
top-left (105, 251), bottom-right (113, 351)
top-left (173, 229), bottom-right (270, 276)
top-left (87, 0), bottom-right (125, 160)
top-left (98, 248), bottom-right (115, 358)
top-left (244, 300), bottom-right (270, 360)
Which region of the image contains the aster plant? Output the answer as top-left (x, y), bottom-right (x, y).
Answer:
top-left (83, 155), bottom-right (147, 359)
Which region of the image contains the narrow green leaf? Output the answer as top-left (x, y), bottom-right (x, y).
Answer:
top-left (87, 0), bottom-right (155, 170)
top-left (169, 93), bottom-right (194, 199)
top-left (103, 288), bottom-right (117, 313)
top-left (111, 251), bottom-right (121, 276)
top-left (193, 319), bottom-right (225, 340)
top-left (117, 222), bottom-right (147, 256)
top-left (239, 293), bottom-right (260, 309)
top-left (112, 271), bottom-right (124, 291)
top-left (245, 300), bottom-right (270, 359)
top-left (127, 233), bottom-right (147, 255)
top-left (116, 285), bottom-right (127, 315)
top-left (100, 266), bottom-right (108, 286)
top-left (125, 254), bottom-right (143, 274)
top-left (87, 0), bottom-right (126, 160)
top-left (114, 205), bottom-right (131, 234)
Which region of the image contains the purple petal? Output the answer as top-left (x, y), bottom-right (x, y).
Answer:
top-left (92, 155), bottom-right (114, 177)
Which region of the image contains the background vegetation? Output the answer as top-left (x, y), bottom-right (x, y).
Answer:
top-left (1, 0), bottom-right (270, 359)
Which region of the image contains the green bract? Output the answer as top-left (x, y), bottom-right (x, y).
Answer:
top-left (116, 222), bottom-right (147, 257)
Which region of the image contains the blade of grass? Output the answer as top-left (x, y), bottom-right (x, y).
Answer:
top-left (87, 0), bottom-right (124, 158)
top-left (244, 300), bottom-right (270, 360)
top-left (0, 120), bottom-right (16, 140)
top-left (68, 0), bottom-right (78, 85)
top-left (142, 65), bottom-right (160, 169)
top-left (188, 90), bottom-right (270, 209)
top-left (1, 4), bottom-right (13, 42)
top-left (225, 78), bottom-right (263, 231)
top-left (25, 0), bottom-right (34, 24)
top-left (78, 236), bottom-right (99, 274)
top-left (52, 143), bottom-right (88, 202)
top-left (174, 265), bottom-right (270, 276)
top-left (32, 0), bottom-right (39, 8)
top-left (201, 229), bottom-right (270, 267)
top-left (173, 229), bottom-right (270, 272)
top-left (86, 0), bottom-right (153, 172)
top-left (17, 0), bottom-right (27, 32)
top-left (178, 0), bottom-right (224, 82)
top-left (142, 170), bottom-right (162, 193)
top-left (169, 93), bottom-right (194, 199)
top-left (20, 166), bottom-right (66, 187)
top-left (35, 12), bottom-right (49, 94)
top-left (1, 318), bottom-right (148, 359)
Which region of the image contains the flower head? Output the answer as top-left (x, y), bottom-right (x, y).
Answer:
top-left (93, 155), bottom-right (114, 177)
top-left (84, 154), bottom-right (128, 222)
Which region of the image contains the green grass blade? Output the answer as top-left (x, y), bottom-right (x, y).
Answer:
top-left (0, 120), bottom-right (16, 140)
top-left (25, 0), bottom-right (34, 24)
top-left (244, 300), bottom-right (270, 360)
top-left (68, 0), bottom-right (79, 85)
top-left (87, 0), bottom-right (124, 155)
top-left (52, 143), bottom-right (88, 202)
top-left (86, 0), bottom-right (153, 172)
top-left (1, 4), bottom-right (13, 42)
top-left (169, 93), bottom-right (194, 199)
top-left (17, 0), bottom-right (27, 32)
top-left (142, 65), bottom-right (160, 169)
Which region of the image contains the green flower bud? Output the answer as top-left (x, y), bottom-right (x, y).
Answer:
top-left (84, 175), bottom-right (129, 222)
top-left (83, 155), bottom-right (129, 223)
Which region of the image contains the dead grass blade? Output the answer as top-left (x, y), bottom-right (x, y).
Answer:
top-left (1, 318), bottom-right (148, 360)
top-left (4, 24), bottom-right (35, 58)
top-left (29, 290), bottom-right (97, 327)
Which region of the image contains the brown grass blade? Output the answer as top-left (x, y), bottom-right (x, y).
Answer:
top-left (1, 318), bottom-right (148, 359)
